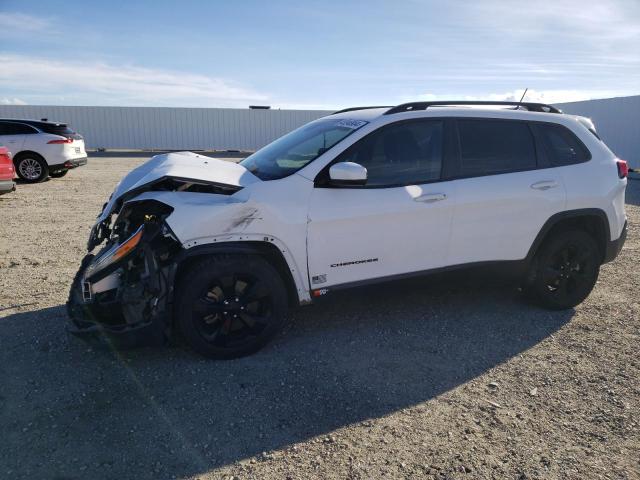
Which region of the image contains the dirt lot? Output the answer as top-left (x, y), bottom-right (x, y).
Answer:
top-left (0, 155), bottom-right (638, 480)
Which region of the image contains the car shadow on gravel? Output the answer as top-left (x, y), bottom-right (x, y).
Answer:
top-left (0, 272), bottom-right (573, 480)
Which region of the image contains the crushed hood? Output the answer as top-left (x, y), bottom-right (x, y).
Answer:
top-left (97, 151), bottom-right (259, 222)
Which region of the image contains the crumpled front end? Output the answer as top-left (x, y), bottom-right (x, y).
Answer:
top-left (67, 152), bottom-right (259, 346)
top-left (67, 200), bottom-right (182, 346)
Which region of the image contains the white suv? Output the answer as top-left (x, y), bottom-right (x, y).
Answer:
top-left (0, 119), bottom-right (87, 182)
top-left (68, 101), bottom-right (628, 358)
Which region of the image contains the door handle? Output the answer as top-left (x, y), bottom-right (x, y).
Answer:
top-left (530, 180), bottom-right (558, 191)
top-left (415, 193), bottom-right (447, 203)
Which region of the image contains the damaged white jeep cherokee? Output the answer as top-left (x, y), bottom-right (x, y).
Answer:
top-left (68, 101), bottom-right (628, 358)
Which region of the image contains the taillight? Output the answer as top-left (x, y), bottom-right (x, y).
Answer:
top-left (616, 159), bottom-right (628, 179)
top-left (0, 147), bottom-right (11, 162)
top-left (47, 137), bottom-right (73, 144)
top-left (0, 147), bottom-right (14, 176)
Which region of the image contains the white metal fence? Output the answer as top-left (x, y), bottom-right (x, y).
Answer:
top-left (556, 95), bottom-right (640, 169)
top-left (0, 97), bottom-right (638, 167)
top-left (0, 105), bottom-right (330, 151)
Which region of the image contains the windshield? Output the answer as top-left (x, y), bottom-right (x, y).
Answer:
top-left (240, 118), bottom-right (368, 180)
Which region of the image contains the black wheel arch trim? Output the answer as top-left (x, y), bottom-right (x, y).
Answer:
top-left (525, 208), bottom-right (616, 265)
top-left (175, 242), bottom-right (300, 306)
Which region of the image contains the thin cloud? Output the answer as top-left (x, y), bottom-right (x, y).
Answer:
top-left (0, 12), bottom-right (54, 33)
top-left (0, 97), bottom-right (27, 105)
top-left (0, 54), bottom-right (269, 108)
top-left (465, 0), bottom-right (640, 42)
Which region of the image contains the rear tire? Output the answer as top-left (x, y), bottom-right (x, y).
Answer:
top-left (175, 255), bottom-right (288, 359)
top-left (15, 154), bottom-right (49, 183)
top-left (50, 169), bottom-right (69, 178)
top-left (526, 230), bottom-right (600, 309)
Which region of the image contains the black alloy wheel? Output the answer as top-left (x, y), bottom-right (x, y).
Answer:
top-left (193, 275), bottom-right (272, 345)
top-left (528, 230), bottom-right (600, 309)
top-left (176, 255), bottom-right (288, 359)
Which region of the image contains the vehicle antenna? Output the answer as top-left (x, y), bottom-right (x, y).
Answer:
top-left (518, 88), bottom-right (529, 108)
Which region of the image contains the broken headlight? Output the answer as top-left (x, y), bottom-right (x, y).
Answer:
top-left (84, 225), bottom-right (144, 279)
top-left (85, 200), bottom-right (176, 280)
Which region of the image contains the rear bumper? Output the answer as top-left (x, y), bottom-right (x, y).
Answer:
top-left (65, 157), bottom-right (88, 168)
top-left (0, 179), bottom-right (16, 194)
top-left (51, 157), bottom-right (87, 171)
top-left (69, 157), bottom-right (87, 167)
top-left (604, 220), bottom-right (627, 263)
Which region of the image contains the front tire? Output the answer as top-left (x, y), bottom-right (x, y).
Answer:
top-left (15, 154), bottom-right (49, 183)
top-left (527, 230), bottom-right (600, 309)
top-left (175, 255), bottom-right (288, 359)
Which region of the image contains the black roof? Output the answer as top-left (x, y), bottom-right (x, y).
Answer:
top-left (0, 118), bottom-right (68, 127)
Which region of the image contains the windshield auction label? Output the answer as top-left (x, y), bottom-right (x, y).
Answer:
top-left (335, 119), bottom-right (369, 129)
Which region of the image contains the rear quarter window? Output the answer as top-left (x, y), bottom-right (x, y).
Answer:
top-left (534, 123), bottom-right (591, 166)
top-left (39, 124), bottom-right (76, 136)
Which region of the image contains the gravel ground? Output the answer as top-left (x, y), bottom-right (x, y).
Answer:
top-left (0, 156), bottom-right (638, 480)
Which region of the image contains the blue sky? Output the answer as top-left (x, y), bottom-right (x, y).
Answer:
top-left (1, 0), bottom-right (639, 109)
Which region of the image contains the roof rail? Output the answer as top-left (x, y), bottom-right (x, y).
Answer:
top-left (331, 106), bottom-right (393, 115)
top-left (384, 101), bottom-right (562, 115)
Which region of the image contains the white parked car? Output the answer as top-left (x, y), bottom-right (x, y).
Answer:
top-left (0, 119), bottom-right (87, 182)
top-left (68, 101), bottom-right (628, 358)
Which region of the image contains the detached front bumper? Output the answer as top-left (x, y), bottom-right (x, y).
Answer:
top-left (67, 235), bottom-right (178, 348)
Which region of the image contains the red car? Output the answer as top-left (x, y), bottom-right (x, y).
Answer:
top-left (0, 145), bottom-right (16, 194)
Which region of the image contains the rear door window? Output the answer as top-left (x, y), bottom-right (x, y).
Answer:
top-left (535, 123), bottom-right (591, 166)
top-left (0, 122), bottom-right (37, 135)
top-left (456, 119), bottom-right (537, 177)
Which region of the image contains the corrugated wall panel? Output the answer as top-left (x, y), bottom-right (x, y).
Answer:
top-left (0, 105), bottom-right (330, 151)
top-left (556, 95), bottom-right (640, 169)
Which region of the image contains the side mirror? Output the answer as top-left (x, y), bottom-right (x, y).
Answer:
top-left (329, 162), bottom-right (367, 186)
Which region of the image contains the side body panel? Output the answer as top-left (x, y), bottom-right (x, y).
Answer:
top-left (306, 182), bottom-right (456, 287)
top-left (447, 170), bottom-right (566, 264)
top-left (0, 133), bottom-right (25, 154)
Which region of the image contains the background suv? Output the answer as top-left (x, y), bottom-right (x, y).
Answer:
top-left (68, 101), bottom-right (628, 359)
top-left (0, 119), bottom-right (87, 183)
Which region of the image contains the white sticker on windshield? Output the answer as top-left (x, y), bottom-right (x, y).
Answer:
top-left (335, 119), bottom-right (368, 129)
